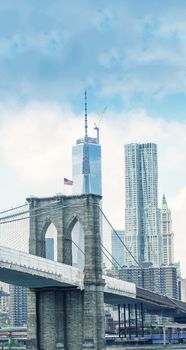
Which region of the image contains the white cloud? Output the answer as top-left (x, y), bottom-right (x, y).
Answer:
top-left (0, 102), bottom-right (81, 184)
top-left (1, 1), bottom-right (186, 103)
top-left (0, 102), bottom-right (186, 275)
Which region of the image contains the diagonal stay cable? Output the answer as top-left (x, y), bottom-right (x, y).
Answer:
top-left (100, 207), bottom-right (143, 269)
top-left (72, 238), bottom-right (121, 269)
top-left (101, 242), bottom-right (122, 269)
top-left (72, 239), bottom-right (84, 256)
top-left (100, 206), bottom-right (164, 294)
top-left (102, 247), bottom-right (116, 267)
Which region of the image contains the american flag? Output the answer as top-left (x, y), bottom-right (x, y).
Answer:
top-left (64, 178), bottom-right (73, 185)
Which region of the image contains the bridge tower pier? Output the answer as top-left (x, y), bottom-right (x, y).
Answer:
top-left (27, 194), bottom-right (105, 350)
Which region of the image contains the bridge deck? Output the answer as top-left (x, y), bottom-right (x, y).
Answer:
top-left (0, 246), bottom-right (186, 319)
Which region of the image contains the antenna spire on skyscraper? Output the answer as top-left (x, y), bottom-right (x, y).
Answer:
top-left (84, 90), bottom-right (88, 140)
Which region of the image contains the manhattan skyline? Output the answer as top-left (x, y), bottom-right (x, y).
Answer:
top-left (0, 1), bottom-right (185, 275)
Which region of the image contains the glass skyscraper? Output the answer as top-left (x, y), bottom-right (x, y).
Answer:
top-left (125, 143), bottom-right (162, 267)
top-left (72, 93), bottom-right (102, 268)
top-left (72, 135), bottom-right (102, 195)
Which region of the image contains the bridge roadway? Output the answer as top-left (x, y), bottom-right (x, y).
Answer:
top-left (0, 245), bottom-right (186, 319)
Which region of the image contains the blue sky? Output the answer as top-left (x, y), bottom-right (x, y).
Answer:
top-left (1, 1), bottom-right (186, 274)
top-left (0, 0), bottom-right (186, 119)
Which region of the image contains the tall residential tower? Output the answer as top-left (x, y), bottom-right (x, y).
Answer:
top-left (161, 194), bottom-right (174, 265)
top-left (125, 143), bottom-right (162, 267)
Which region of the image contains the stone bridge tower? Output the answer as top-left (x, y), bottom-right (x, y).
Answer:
top-left (27, 194), bottom-right (105, 350)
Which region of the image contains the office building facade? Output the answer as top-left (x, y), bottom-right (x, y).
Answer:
top-left (125, 143), bottom-right (162, 267)
top-left (119, 265), bottom-right (178, 299)
top-left (0, 287), bottom-right (9, 326)
top-left (178, 278), bottom-right (186, 302)
top-left (9, 285), bottom-right (27, 327)
top-left (161, 194), bottom-right (174, 265)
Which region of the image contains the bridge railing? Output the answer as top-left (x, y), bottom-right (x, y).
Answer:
top-left (104, 275), bottom-right (136, 297)
top-left (0, 245), bottom-right (84, 288)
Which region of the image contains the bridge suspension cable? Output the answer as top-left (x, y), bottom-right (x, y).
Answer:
top-left (101, 246), bottom-right (117, 267)
top-left (73, 238), bottom-right (121, 270)
top-left (101, 242), bottom-right (122, 269)
top-left (71, 231), bottom-right (122, 270)
top-left (0, 200), bottom-right (89, 225)
top-left (0, 200), bottom-right (61, 222)
top-left (0, 203), bottom-right (28, 216)
top-left (72, 239), bottom-right (84, 256)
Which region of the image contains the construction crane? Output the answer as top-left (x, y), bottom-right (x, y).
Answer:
top-left (94, 106), bottom-right (108, 143)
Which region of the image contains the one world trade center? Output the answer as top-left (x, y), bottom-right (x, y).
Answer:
top-left (72, 92), bottom-right (102, 268)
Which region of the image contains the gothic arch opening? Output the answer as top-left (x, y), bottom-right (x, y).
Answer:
top-left (71, 221), bottom-right (85, 270)
top-left (65, 215), bottom-right (85, 270)
top-left (45, 222), bottom-right (57, 261)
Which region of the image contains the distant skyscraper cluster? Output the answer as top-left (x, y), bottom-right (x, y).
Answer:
top-left (108, 141), bottom-right (179, 308)
top-left (70, 94), bottom-right (179, 303)
top-left (71, 96), bottom-right (174, 273)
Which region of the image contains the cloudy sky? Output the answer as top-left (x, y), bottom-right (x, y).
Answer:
top-left (0, 0), bottom-right (186, 275)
